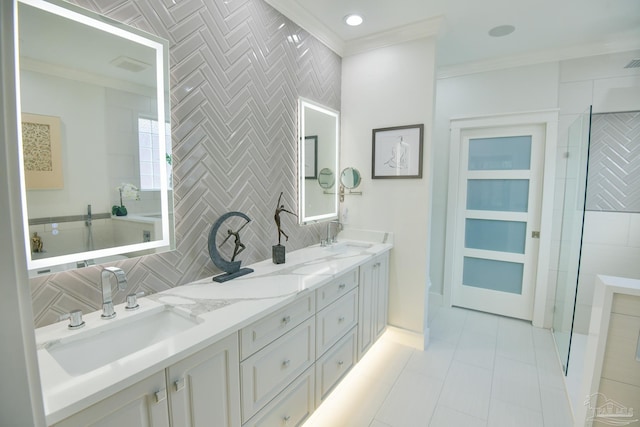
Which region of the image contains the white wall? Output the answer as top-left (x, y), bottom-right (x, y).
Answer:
top-left (341, 37), bottom-right (437, 334)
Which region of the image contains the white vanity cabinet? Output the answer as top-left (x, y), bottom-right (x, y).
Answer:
top-left (44, 246), bottom-right (392, 427)
top-left (167, 332), bottom-right (241, 427)
top-left (358, 252), bottom-right (390, 359)
top-left (53, 370), bottom-right (170, 427)
top-left (53, 333), bottom-right (240, 427)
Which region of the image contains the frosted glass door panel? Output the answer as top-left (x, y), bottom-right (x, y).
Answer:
top-left (465, 219), bottom-right (526, 253)
top-left (463, 257), bottom-right (524, 295)
top-left (467, 179), bottom-right (529, 212)
top-left (468, 136), bottom-right (532, 170)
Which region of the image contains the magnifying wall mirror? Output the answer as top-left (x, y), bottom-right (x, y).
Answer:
top-left (17, 0), bottom-right (174, 275)
top-left (298, 98), bottom-right (339, 224)
top-left (340, 167), bottom-right (361, 189)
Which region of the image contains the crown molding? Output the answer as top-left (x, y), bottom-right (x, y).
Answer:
top-left (437, 38), bottom-right (640, 79)
top-left (343, 16), bottom-right (444, 57)
top-left (264, 0), bottom-right (346, 56)
top-left (264, 0), bottom-right (443, 58)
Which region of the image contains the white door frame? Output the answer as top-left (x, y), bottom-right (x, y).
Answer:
top-left (443, 110), bottom-right (559, 327)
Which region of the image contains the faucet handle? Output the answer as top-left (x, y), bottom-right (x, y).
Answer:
top-left (59, 309), bottom-right (85, 330)
top-left (125, 291), bottom-right (145, 311)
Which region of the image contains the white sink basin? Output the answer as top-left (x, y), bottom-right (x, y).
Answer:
top-left (326, 241), bottom-right (373, 253)
top-left (46, 307), bottom-right (201, 376)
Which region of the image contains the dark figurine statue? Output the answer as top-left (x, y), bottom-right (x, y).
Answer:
top-left (274, 192), bottom-right (297, 245)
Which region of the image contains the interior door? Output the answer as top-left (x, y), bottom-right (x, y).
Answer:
top-left (451, 125), bottom-right (545, 320)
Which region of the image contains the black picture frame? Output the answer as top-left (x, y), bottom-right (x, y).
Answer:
top-left (372, 124), bottom-right (424, 179)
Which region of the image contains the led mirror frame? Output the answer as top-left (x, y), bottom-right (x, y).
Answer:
top-left (16, 0), bottom-right (172, 272)
top-left (298, 98), bottom-right (339, 225)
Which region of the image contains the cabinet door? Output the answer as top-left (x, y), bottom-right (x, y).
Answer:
top-left (358, 258), bottom-right (376, 359)
top-left (374, 253), bottom-right (390, 340)
top-left (53, 371), bottom-right (169, 427)
top-left (167, 332), bottom-right (241, 427)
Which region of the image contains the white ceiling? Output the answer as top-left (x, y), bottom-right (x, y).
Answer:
top-left (265, 0), bottom-right (640, 70)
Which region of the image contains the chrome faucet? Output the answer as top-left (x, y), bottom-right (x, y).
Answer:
top-left (100, 267), bottom-right (127, 319)
top-left (325, 220), bottom-right (342, 245)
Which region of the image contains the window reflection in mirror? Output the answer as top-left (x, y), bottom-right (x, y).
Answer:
top-left (17, 0), bottom-right (174, 275)
top-left (298, 99), bottom-right (339, 224)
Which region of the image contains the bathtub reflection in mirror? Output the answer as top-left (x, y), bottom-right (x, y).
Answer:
top-left (17, 0), bottom-right (174, 276)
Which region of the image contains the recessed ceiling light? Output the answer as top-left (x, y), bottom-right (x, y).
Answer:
top-left (344, 14), bottom-right (363, 27)
top-left (488, 25), bottom-right (516, 37)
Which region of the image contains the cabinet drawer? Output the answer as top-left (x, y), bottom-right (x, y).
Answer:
top-left (243, 367), bottom-right (315, 427)
top-left (317, 269), bottom-right (358, 310)
top-left (240, 317), bottom-right (315, 422)
top-left (240, 293), bottom-right (315, 360)
top-left (316, 288), bottom-right (358, 356)
top-left (601, 313), bottom-right (640, 387)
top-left (315, 327), bottom-right (357, 406)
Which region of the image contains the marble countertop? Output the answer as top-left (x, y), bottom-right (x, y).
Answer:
top-left (35, 238), bottom-right (392, 425)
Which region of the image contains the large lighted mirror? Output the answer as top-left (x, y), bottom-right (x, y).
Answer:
top-left (17, 0), bottom-right (174, 276)
top-left (298, 98), bottom-right (339, 224)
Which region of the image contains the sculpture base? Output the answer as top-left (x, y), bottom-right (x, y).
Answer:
top-left (272, 244), bottom-right (285, 264)
top-left (212, 267), bottom-right (254, 283)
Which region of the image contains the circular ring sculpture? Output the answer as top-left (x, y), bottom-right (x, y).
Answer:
top-left (208, 211), bottom-right (254, 282)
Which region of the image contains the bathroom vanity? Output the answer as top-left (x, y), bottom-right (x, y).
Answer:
top-left (35, 239), bottom-right (392, 426)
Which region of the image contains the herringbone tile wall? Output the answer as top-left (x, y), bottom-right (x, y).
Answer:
top-left (586, 111), bottom-right (640, 212)
top-left (30, 0), bottom-right (341, 327)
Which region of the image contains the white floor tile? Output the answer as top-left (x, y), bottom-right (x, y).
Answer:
top-left (454, 329), bottom-right (496, 370)
top-left (491, 356), bottom-right (542, 412)
top-left (487, 399), bottom-right (544, 427)
top-left (304, 306), bottom-right (573, 427)
top-left (406, 339), bottom-right (456, 381)
top-left (438, 360), bottom-right (493, 420)
top-left (429, 307), bottom-right (467, 344)
top-left (375, 370), bottom-right (443, 427)
top-left (496, 316), bottom-right (536, 365)
top-left (540, 385), bottom-right (574, 427)
top-left (429, 405), bottom-right (487, 427)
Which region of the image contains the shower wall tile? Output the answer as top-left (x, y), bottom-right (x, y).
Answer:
top-left (30, 0), bottom-right (341, 327)
top-left (586, 112), bottom-right (640, 212)
top-left (582, 211), bottom-right (631, 245)
top-left (629, 214), bottom-right (640, 248)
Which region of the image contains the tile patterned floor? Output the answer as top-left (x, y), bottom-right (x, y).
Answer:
top-left (303, 304), bottom-right (574, 427)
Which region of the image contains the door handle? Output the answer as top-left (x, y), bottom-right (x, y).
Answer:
top-left (531, 231), bottom-right (540, 238)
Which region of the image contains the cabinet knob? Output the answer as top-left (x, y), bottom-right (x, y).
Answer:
top-left (174, 378), bottom-right (185, 392)
top-left (282, 359), bottom-right (291, 368)
top-left (338, 283), bottom-right (346, 290)
top-left (282, 315), bottom-right (291, 325)
top-left (338, 316), bottom-right (345, 323)
top-left (283, 415), bottom-right (291, 424)
top-left (154, 388), bottom-right (167, 403)
top-left (338, 360), bottom-right (344, 367)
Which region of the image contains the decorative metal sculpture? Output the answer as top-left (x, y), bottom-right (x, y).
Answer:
top-left (273, 192), bottom-right (297, 264)
top-left (208, 211), bottom-right (254, 282)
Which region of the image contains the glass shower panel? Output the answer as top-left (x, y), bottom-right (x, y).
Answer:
top-left (552, 106), bottom-right (592, 374)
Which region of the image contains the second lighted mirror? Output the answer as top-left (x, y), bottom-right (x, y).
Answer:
top-left (298, 98), bottom-right (339, 224)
